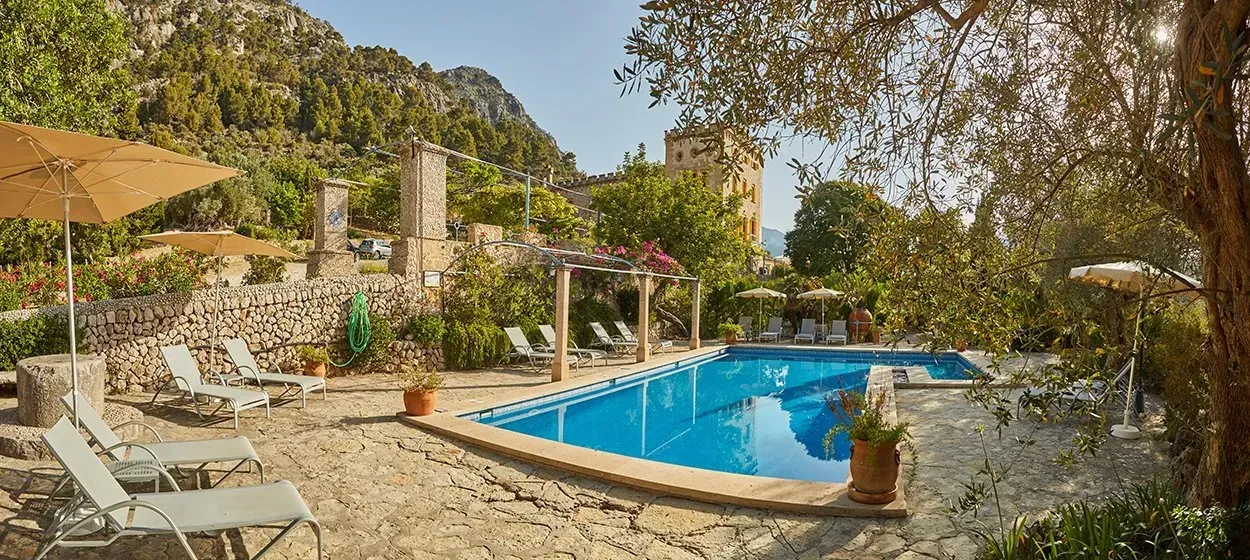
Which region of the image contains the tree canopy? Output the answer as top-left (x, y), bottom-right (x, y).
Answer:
top-left (784, 181), bottom-right (891, 277)
top-left (592, 148), bottom-right (754, 284)
top-left (620, 0), bottom-right (1250, 513)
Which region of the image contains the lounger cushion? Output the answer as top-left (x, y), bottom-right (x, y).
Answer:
top-left (133, 437), bottom-right (259, 465)
top-left (196, 384), bottom-right (270, 407)
top-left (130, 480), bottom-right (312, 533)
top-left (222, 372), bottom-right (325, 390)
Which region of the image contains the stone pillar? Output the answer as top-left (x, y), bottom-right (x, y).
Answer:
top-left (391, 139), bottom-right (449, 277)
top-left (636, 274), bottom-right (651, 363)
top-left (17, 354), bottom-right (106, 428)
top-left (690, 280), bottom-right (701, 350)
top-left (551, 267), bottom-right (571, 382)
top-left (306, 179), bottom-right (356, 278)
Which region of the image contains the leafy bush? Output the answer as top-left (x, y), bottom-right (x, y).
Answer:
top-left (981, 481), bottom-right (1246, 559)
top-left (243, 255), bottom-right (286, 285)
top-left (397, 365), bottom-right (444, 393)
top-left (569, 297), bottom-right (620, 348)
top-left (717, 322), bottom-right (743, 339)
top-left (0, 250), bottom-right (209, 311)
top-left (400, 313), bottom-right (445, 344)
top-left (443, 321), bottom-right (510, 370)
top-left (823, 390), bottom-right (910, 452)
top-left (294, 344), bottom-right (328, 364)
top-left (332, 313), bottom-right (394, 370)
top-left (0, 314), bottom-right (76, 370)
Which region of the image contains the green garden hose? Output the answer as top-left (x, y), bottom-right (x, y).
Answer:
top-left (329, 291), bottom-right (371, 367)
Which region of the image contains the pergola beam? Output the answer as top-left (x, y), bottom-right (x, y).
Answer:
top-left (552, 266), bottom-right (571, 381)
top-left (636, 274), bottom-right (651, 363)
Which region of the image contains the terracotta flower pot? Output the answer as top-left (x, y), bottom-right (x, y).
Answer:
top-left (303, 360), bottom-right (327, 378)
top-left (724, 333), bottom-right (739, 345)
top-left (848, 307), bottom-right (874, 342)
top-left (847, 439), bottom-right (901, 504)
top-left (403, 390), bottom-right (438, 416)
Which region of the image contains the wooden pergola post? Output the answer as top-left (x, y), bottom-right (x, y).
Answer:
top-left (636, 274), bottom-right (652, 363)
top-left (552, 266), bottom-right (571, 381)
top-left (690, 279), bottom-right (701, 350)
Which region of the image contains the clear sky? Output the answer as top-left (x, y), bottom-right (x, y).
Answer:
top-left (292, 0), bottom-right (814, 235)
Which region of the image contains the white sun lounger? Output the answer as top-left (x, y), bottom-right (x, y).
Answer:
top-left (793, 318), bottom-right (817, 344)
top-left (613, 320), bottom-right (674, 353)
top-left (35, 417), bottom-right (322, 560)
top-left (505, 327), bottom-right (578, 370)
top-left (61, 392), bottom-right (262, 489)
top-left (758, 317), bottom-right (784, 343)
top-left (151, 344), bottom-right (270, 429)
top-left (738, 316), bottom-right (755, 340)
top-left (589, 322), bottom-right (637, 355)
top-left (537, 324), bottom-right (607, 366)
top-left (221, 338), bottom-right (327, 408)
top-left (824, 320), bottom-right (848, 345)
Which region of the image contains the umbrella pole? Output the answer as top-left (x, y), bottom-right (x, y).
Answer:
top-left (1112, 283), bottom-right (1146, 440)
top-left (212, 255), bottom-right (222, 373)
top-left (62, 195), bottom-right (80, 429)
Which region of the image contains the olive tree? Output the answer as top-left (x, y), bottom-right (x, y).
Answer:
top-left (620, 0), bottom-right (1250, 509)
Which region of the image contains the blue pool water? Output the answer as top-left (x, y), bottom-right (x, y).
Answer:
top-left (468, 348), bottom-right (978, 483)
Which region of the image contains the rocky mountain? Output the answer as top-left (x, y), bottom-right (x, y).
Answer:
top-left (761, 227), bottom-right (787, 257)
top-left (108, 0), bottom-right (566, 161)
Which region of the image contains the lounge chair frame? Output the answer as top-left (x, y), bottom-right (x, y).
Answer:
top-left (150, 345), bottom-right (270, 429)
top-left (220, 338), bottom-right (327, 408)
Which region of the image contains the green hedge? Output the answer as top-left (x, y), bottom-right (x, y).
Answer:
top-left (0, 314), bottom-right (75, 370)
top-left (570, 297), bottom-right (621, 348)
top-left (400, 313), bottom-right (445, 344)
top-left (443, 321), bottom-right (510, 370)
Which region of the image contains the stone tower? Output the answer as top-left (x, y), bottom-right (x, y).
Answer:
top-left (663, 128), bottom-right (764, 243)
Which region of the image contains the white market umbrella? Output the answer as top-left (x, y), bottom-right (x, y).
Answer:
top-left (735, 287), bottom-right (787, 339)
top-left (0, 121), bottom-right (239, 427)
top-left (139, 231), bottom-right (298, 368)
top-left (797, 287), bottom-right (845, 327)
top-left (1067, 261), bottom-right (1203, 440)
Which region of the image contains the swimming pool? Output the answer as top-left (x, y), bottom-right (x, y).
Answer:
top-left (467, 347), bottom-right (977, 484)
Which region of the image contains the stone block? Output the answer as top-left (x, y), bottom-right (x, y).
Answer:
top-left (17, 354), bottom-right (106, 428)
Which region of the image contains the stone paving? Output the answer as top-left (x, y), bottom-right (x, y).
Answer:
top-left (0, 353), bottom-right (1168, 559)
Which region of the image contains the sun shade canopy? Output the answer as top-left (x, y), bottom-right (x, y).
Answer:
top-left (139, 231), bottom-right (298, 259)
top-left (0, 121), bottom-right (239, 223)
top-left (1067, 261), bottom-right (1202, 296)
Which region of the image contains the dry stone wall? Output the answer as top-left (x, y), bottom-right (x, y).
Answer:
top-left (0, 275), bottom-right (434, 394)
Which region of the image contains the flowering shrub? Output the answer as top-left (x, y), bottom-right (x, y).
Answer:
top-left (591, 241), bottom-right (684, 277)
top-left (0, 250), bottom-right (210, 311)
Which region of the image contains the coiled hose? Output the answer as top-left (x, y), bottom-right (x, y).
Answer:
top-left (329, 291), bottom-right (371, 367)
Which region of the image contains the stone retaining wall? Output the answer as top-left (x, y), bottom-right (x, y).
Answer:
top-left (0, 275), bottom-right (432, 394)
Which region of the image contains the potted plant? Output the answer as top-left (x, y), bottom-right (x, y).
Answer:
top-left (398, 364), bottom-right (445, 416)
top-left (824, 389), bottom-right (910, 504)
top-left (718, 322), bottom-right (744, 344)
top-left (294, 345), bottom-right (330, 378)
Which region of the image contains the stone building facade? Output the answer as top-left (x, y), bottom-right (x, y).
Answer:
top-left (663, 128), bottom-right (764, 244)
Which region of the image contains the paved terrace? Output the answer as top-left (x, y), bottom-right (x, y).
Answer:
top-left (0, 347), bottom-right (1167, 559)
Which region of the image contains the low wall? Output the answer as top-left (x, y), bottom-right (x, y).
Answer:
top-left (0, 275), bottom-right (431, 394)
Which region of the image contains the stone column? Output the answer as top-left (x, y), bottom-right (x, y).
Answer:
top-left (391, 139), bottom-right (449, 277)
top-left (17, 354), bottom-right (106, 428)
top-left (636, 274), bottom-right (651, 363)
top-left (306, 179), bottom-right (356, 278)
top-left (551, 267), bottom-right (571, 382)
top-left (690, 280), bottom-right (701, 350)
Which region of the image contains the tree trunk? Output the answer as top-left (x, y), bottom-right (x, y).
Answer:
top-left (1175, 1), bottom-right (1250, 516)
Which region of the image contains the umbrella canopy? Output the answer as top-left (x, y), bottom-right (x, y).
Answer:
top-left (735, 287), bottom-right (786, 299)
top-left (0, 121), bottom-right (239, 428)
top-left (736, 287), bottom-right (786, 340)
top-left (1066, 261), bottom-right (1202, 440)
top-left (138, 230), bottom-right (299, 259)
top-left (140, 231), bottom-right (298, 368)
top-left (1067, 261), bottom-right (1202, 296)
top-left (797, 288), bottom-right (846, 327)
top-left (0, 121), bottom-right (239, 222)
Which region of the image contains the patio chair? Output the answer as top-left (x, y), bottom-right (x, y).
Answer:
top-left (1020, 361), bottom-right (1134, 415)
top-left (588, 322), bottom-right (638, 355)
top-left (738, 316), bottom-right (755, 340)
top-left (824, 320), bottom-right (848, 345)
top-left (221, 338), bottom-right (327, 408)
top-left (34, 417), bottom-right (322, 560)
top-left (793, 318), bottom-right (817, 344)
top-left (613, 320), bottom-right (674, 353)
top-left (61, 392), bottom-right (262, 489)
top-left (537, 324), bottom-right (607, 366)
top-left (758, 317), bottom-right (784, 343)
top-left (504, 327), bottom-right (578, 371)
top-left (150, 344), bottom-right (270, 429)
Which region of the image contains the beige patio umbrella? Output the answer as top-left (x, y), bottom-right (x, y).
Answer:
top-left (1067, 261), bottom-right (1203, 440)
top-left (0, 121), bottom-right (239, 427)
top-left (797, 287), bottom-right (845, 327)
top-left (139, 231), bottom-right (298, 368)
top-left (735, 287), bottom-right (787, 339)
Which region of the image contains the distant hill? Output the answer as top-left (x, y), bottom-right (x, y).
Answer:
top-left (761, 227), bottom-right (787, 257)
